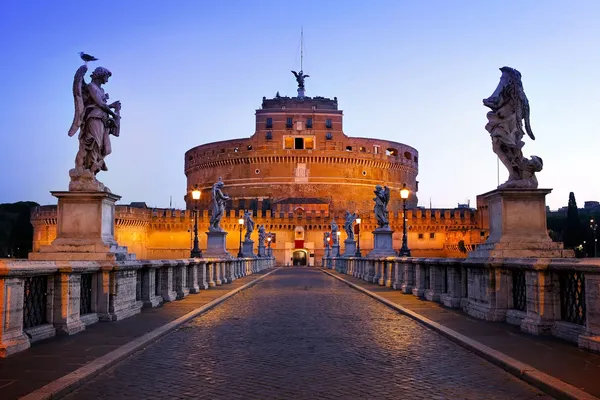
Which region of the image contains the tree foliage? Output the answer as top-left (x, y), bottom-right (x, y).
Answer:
top-left (0, 201), bottom-right (39, 258)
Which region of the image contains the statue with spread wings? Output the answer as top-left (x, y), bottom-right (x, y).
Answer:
top-left (68, 65), bottom-right (121, 189)
top-left (374, 185), bottom-right (390, 229)
top-left (291, 70), bottom-right (309, 89)
top-left (344, 211), bottom-right (358, 240)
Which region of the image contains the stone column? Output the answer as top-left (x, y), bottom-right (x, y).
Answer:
top-left (579, 273), bottom-right (600, 352)
top-left (141, 266), bottom-right (162, 307)
top-left (53, 271), bottom-right (85, 334)
top-left (188, 264), bottom-right (200, 294)
top-left (401, 262), bottom-right (415, 294)
top-left (175, 262), bottom-right (189, 299)
top-left (385, 262), bottom-right (393, 287)
top-left (441, 264), bottom-right (463, 308)
top-left (425, 264), bottom-right (444, 302)
top-left (199, 262), bottom-right (208, 290)
top-left (412, 263), bottom-right (426, 298)
top-left (0, 277), bottom-right (31, 356)
top-left (520, 269), bottom-right (559, 335)
top-left (160, 264), bottom-right (178, 302)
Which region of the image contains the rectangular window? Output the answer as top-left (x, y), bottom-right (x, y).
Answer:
top-left (325, 119), bottom-right (332, 129)
top-left (418, 233), bottom-right (424, 240)
top-left (284, 137), bottom-right (294, 149)
top-left (286, 117), bottom-right (293, 128)
top-left (294, 137), bottom-right (304, 150)
top-left (429, 232), bottom-right (435, 239)
top-left (304, 137), bottom-right (314, 149)
top-left (266, 118), bottom-right (273, 129)
top-left (306, 118), bottom-right (313, 129)
top-left (373, 145), bottom-right (380, 154)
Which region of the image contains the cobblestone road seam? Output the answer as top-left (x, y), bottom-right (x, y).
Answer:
top-left (320, 268), bottom-right (599, 400)
top-left (19, 268), bottom-right (281, 400)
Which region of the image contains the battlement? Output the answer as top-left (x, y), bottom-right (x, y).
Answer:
top-left (31, 205), bottom-right (479, 232)
top-left (260, 95), bottom-right (339, 111)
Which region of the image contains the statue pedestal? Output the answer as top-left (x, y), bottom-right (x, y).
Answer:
top-left (468, 189), bottom-right (574, 258)
top-left (324, 246), bottom-right (331, 258)
top-left (367, 228), bottom-right (397, 258)
top-left (29, 191), bottom-right (134, 261)
top-left (205, 231), bottom-right (232, 258)
top-left (331, 244), bottom-right (341, 257)
top-left (258, 244), bottom-right (266, 257)
top-left (242, 240), bottom-right (256, 258)
top-left (343, 239), bottom-right (357, 257)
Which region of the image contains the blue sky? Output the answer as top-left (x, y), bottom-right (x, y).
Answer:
top-left (1, 1), bottom-right (598, 210)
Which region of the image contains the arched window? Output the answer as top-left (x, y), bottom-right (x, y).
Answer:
top-left (386, 148), bottom-right (398, 156)
top-left (404, 151), bottom-right (412, 160)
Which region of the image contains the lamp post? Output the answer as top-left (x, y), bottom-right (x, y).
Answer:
top-left (336, 231), bottom-right (341, 256)
top-left (355, 217), bottom-right (362, 257)
top-left (190, 186), bottom-right (202, 258)
top-left (591, 218), bottom-right (598, 258)
top-left (267, 234), bottom-right (272, 257)
top-left (398, 183), bottom-right (411, 257)
top-left (237, 218), bottom-right (244, 258)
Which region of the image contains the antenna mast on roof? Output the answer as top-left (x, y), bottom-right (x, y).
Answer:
top-left (292, 27), bottom-right (309, 99)
top-left (301, 26), bottom-right (304, 72)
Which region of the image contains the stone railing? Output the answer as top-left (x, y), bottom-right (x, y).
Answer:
top-left (0, 256), bottom-right (275, 357)
top-left (323, 255), bottom-right (600, 353)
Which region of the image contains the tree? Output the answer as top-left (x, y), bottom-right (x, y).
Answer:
top-left (563, 192), bottom-right (583, 249)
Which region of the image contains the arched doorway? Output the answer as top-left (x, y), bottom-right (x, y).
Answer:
top-left (292, 250), bottom-right (307, 266)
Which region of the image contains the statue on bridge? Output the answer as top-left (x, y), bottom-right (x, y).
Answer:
top-left (373, 185), bottom-right (390, 229)
top-left (68, 64), bottom-right (122, 192)
top-left (244, 211), bottom-right (255, 241)
top-left (331, 219), bottom-right (339, 245)
top-left (483, 67), bottom-right (542, 189)
top-left (323, 232), bottom-right (331, 248)
top-left (344, 211), bottom-right (358, 240)
top-left (258, 224), bottom-right (266, 245)
top-left (209, 179), bottom-right (230, 232)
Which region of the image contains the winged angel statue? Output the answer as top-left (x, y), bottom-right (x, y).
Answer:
top-left (67, 64), bottom-right (121, 191)
top-left (291, 70), bottom-right (309, 89)
top-left (483, 67), bottom-right (542, 189)
top-left (373, 185), bottom-right (390, 229)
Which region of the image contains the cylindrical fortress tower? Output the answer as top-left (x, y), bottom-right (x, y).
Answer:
top-left (184, 95), bottom-right (418, 214)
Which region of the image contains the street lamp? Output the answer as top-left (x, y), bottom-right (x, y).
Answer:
top-left (355, 217), bottom-right (362, 257)
top-left (190, 186), bottom-right (202, 258)
top-left (591, 218), bottom-right (598, 258)
top-left (237, 218), bottom-right (244, 258)
top-left (336, 231), bottom-right (341, 256)
top-left (267, 234), bottom-right (272, 256)
top-left (398, 183), bottom-right (411, 257)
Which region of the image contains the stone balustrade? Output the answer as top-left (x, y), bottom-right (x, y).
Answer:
top-left (0, 256), bottom-right (275, 357)
top-left (323, 255), bottom-right (600, 354)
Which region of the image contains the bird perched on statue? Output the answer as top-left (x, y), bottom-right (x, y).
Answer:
top-left (79, 52), bottom-right (98, 64)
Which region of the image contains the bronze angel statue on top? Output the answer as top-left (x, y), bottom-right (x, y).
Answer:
top-left (67, 63), bottom-right (121, 191)
top-left (291, 70), bottom-right (309, 89)
top-left (483, 67), bottom-right (542, 189)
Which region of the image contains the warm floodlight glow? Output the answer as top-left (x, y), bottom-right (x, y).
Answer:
top-left (238, 218), bottom-right (244, 225)
top-left (191, 187), bottom-right (201, 200)
top-left (356, 218), bottom-right (361, 224)
top-left (400, 183), bottom-right (410, 199)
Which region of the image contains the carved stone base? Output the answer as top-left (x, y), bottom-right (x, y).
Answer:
top-left (29, 191), bottom-right (134, 261)
top-left (69, 168), bottom-right (111, 193)
top-left (243, 240), bottom-right (257, 258)
top-left (205, 231), bottom-right (232, 258)
top-left (468, 188), bottom-right (574, 259)
top-left (331, 244), bottom-right (341, 257)
top-left (343, 239), bottom-right (357, 257)
top-left (258, 244), bottom-right (266, 257)
top-left (367, 228), bottom-right (397, 258)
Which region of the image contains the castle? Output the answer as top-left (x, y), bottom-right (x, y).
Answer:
top-left (31, 78), bottom-right (487, 265)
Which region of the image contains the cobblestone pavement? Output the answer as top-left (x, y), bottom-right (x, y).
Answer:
top-left (65, 268), bottom-right (550, 400)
